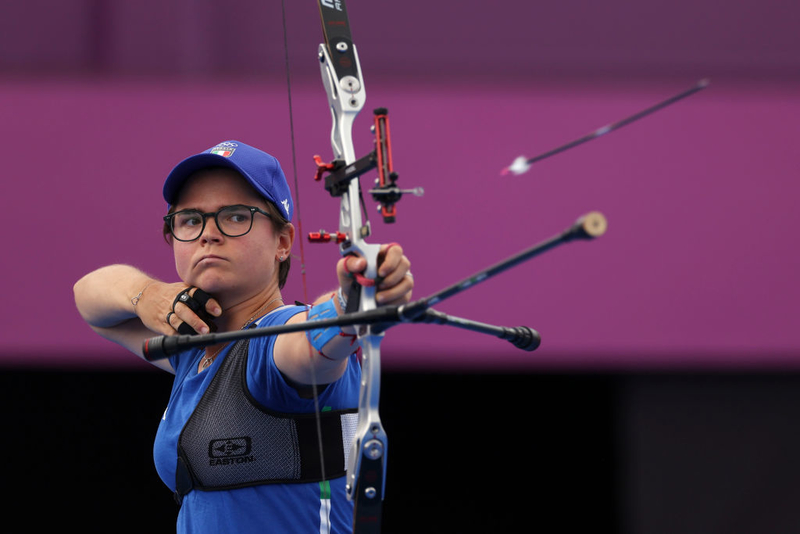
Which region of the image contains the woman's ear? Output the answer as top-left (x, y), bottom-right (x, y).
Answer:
top-left (276, 223), bottom-right (295, 261)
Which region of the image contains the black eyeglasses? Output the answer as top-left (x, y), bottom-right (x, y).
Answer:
top-left (164, 204), bottom-right (272, 242)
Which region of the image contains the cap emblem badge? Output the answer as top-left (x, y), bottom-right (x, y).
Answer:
top-left (209, 142), bottom-right (238, 157)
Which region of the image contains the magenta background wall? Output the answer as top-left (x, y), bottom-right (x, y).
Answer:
top-left (1, 0), bottom-right (798, 370)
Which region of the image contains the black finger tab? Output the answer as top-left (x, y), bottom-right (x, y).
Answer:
top-left (190, 289), bottom-right (219, 332)
top-left (177, 322), bottom-right (197, 336)
top-left (178, 292), bottom-right (203, 315)
top-left (173, 288), bottom-right (194, 312)
top-left (172, 288), bottom-right (218, 334)
top-left (192, 288), bottom-right (213, 308)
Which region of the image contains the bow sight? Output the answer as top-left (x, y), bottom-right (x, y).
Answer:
top-left (310, 107), bottom-right (423, 239)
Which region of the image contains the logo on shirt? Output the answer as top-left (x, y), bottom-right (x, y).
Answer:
top-left (208, 437), bottom-right (255, 466)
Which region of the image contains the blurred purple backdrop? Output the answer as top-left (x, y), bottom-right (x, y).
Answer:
top-left (1, 0), bottom-right (797, 370)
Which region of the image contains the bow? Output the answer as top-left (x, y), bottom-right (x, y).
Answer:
top-left (310, 2), bottom-right (392, 530)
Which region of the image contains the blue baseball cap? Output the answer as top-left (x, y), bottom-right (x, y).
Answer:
top-left (163, 140), bottom-right (294, 221)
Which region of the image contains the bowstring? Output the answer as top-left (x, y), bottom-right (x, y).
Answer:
top-left (280, 0), bottom-right (329, 491)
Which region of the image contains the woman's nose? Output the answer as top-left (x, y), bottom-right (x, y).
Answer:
top-left (199, 214), bottom-right (224, 243)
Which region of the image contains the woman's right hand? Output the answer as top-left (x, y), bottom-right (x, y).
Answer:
top-left (135, 282), bottom-right (222, 336)
top-left (75, 265), bottom-right (219, 368)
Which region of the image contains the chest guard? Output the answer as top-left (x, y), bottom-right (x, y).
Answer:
top-left (175, 338), bottom-right (358, 504)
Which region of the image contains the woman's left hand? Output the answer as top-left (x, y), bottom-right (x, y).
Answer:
top-left (337, 243), bottom-right (413, 308)
top-left (276, 243), bottom-right (413, 383)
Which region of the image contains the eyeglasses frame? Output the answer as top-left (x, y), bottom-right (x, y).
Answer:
top-left (163, 204), bottom-right (272, 242)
